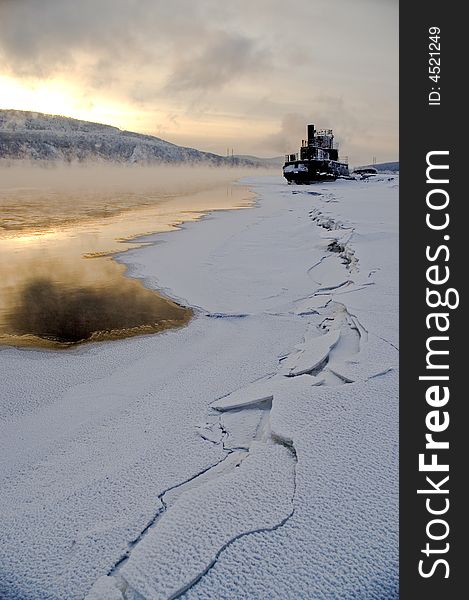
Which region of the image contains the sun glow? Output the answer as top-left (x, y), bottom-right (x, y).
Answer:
top-left (0, 75), bottom-right (133, 129)
top-left (0, 75), bottom-right (270, 156)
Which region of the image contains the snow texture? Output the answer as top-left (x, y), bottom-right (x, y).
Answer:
top-left (0, 174), bottom-right (398, 599)
top-left (0, 110), bottom-right (268, 166)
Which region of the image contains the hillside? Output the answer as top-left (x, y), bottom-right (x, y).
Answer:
top-left (355, 161), bottom-right (399, 172)
top-left (0, 110), bottom-right (266, 167)
top-left (233, 154), bottom-right (284, 168)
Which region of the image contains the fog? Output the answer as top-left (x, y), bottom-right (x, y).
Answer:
top-left (0, 163), bottom-right (258, 347)
top-left (0, 162), bottom-right (271, 193)
top-left (0, 163), bottom-right (269, 232)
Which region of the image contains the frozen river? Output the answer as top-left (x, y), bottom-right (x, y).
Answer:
top-left (0, 174), bottom-right (399, 599)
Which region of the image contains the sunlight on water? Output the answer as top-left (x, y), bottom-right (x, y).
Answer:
top-left (0, 168), bottom-right (254, 348)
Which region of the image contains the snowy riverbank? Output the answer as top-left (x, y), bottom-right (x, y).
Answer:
top-left (0, 175), bottom-right (398, 599)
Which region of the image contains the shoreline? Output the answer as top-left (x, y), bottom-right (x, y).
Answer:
top-left (0, 175), bottom-right (399, 600)
top-left (114, 178), bottom-right (258, 312)
top-left (0, 179), bottom-right (255, 350)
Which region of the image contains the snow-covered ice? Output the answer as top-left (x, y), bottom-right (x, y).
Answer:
top-left (0, 175), bottom-right (398, 599)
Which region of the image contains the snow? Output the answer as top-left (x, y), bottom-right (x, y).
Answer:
top-left (182, 372), bottom-right (398, 600)
top-left (0, 108), bottom-right (216, 164)
top-left (97, 441), bottom-right (296, 600)
top-left (0, 110), bottom-right (263, 167)
top-left (210, 376), bottom-right (276, 411)
top-left (0, 174), bottom-right (398, 599)
top-left (280, 328), bottom-right (340, 376)
top-left (284, 164), bottom-right (308, 173)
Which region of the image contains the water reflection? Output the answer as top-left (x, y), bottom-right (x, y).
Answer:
top-left (0, 176), bottom-right (253, 348)
top-left (7, 277), bottom-right (190, 347)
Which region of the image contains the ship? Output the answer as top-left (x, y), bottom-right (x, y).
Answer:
top-left (283, 124), bottom-right (349, 183)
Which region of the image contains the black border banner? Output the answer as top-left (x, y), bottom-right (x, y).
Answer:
top-left (400, 2), bottom-right (466, 597)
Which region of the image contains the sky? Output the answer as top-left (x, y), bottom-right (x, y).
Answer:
top-left (0, 0), bottom-right (398, 164)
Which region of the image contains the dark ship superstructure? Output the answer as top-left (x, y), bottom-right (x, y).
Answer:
top-left (283, 124), bottom-right (349, 183)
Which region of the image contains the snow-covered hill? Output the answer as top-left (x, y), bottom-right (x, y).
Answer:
top-left (0, 110), bottom-right (262, 166)
top-left (355, 161), bottom-right (399, 172)
top-left (233, 154), bottom-right (284, 168)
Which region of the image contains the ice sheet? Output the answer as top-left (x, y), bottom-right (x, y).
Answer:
top-left (0, 175), bottom-right (398, 599)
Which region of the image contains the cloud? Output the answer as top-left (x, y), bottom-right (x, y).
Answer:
top-left (0, 0), bottom-right (398, 163)
top-left (0, 1), bottom-right (270, 103)
top-left (265, 97), bottom-right (362, 156)
top-left (0, 0), bottom-right (132, 75)
top-left (165, 31), bottom-right (269, 93)
top-left (0, 0), bottom-right (201, 81)
top-left (265, 113), bottom-right (308, 154)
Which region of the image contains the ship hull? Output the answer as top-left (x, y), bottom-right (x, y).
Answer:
top-left (283, 159), bottom-right (349, 184)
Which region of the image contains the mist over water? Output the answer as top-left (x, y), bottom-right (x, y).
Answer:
top-left (0, 163), bottom-right (263, 231)
top-left (0, 164), bottom-right (260, 347)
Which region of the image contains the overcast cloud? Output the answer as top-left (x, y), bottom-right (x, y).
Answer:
top-left (0, 0), bottom-right (398, 163)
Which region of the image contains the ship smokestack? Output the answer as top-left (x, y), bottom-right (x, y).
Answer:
top-left (307, 124), bottom-right (315, 146)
